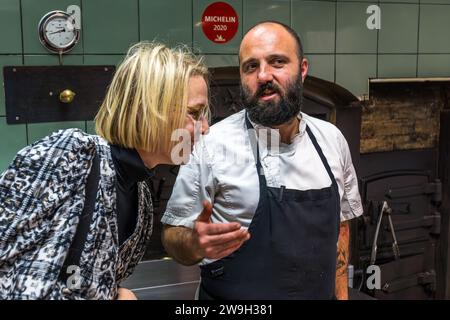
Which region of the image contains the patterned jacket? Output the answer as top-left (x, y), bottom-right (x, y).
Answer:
top-left (0, 129), bottom-right (153, 300)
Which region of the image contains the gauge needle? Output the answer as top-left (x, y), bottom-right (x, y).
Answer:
top-left (49, 28), bottom-right (65, 34)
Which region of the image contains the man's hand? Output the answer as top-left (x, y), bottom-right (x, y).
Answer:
top-left (192, 201), bottom-right (251, 260)
top-left (162, 201), bottom-right (251, 265)
top-left (116, 287), bottom-right (137, 300)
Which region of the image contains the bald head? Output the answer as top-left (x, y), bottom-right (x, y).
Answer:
top-left (239, 21), bottom-right (303, 62)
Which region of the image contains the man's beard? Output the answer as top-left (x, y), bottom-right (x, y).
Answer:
top-left (241, 73), bottom-right (303, 127)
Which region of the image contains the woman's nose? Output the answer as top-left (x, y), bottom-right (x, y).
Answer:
top-left (200, 117), bottom-right (209, 135)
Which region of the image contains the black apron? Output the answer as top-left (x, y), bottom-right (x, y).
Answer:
top-left (199, 115), bottom-right (341, 300)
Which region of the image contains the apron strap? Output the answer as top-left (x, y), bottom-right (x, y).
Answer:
top-left (244, 112), bottom-right (264, 175)
top-left (305, 125), bottom-right (338, 188)
top-left (306, 125), bottom-right (342, 236)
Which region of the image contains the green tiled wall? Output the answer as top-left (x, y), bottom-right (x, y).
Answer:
top-left (204, 54), bottom-right (239, 67)
top-left (336, 2), bottom-right (377, 54)
top-left (292, 0), bottom-right (335, 54)
top-left (418, 54), bottom-right (450, 77)
top-left (419, 4), bottom-right (450, 53)
top-left (243, 0), bottom-right (290, 33)
top-left (305, 54), bottom-right (335, 82)
top-left (27, 121), bottom-right (86, 143)
top-left (378, 3), bottom-right (418, 54)
top-left (86, 120), bottom-right (96, 135)
top-left (83, 55), bottom-right (124, 66)
top-left (0, 0), bottom-right (22, 54)
top-left (1, 0), bottom-right (450, 171)
top-left (83, 0), bottom-right (138, 54)
top-left (24, 55), bottom-right (83, 65)
top-left (378, 54), bottom-right (417, 77)
top-left (139, 0), bottom-right (193, 48)
top-left (336, 54), bottom-right (377, 97)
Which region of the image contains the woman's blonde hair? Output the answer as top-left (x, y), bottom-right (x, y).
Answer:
top-left (95, 41), bottom-right (209, 153)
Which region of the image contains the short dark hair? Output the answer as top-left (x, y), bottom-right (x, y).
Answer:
top-left (244, 21), bottom-right (304, 61)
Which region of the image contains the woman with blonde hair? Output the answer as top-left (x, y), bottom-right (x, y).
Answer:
top-left (0, 42), bottom-right (209, 300)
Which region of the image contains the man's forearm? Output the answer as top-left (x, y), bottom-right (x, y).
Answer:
top-left (162, 225), bottom-right (203, 266)
top-left (336, 221), bottom-right (350, 300)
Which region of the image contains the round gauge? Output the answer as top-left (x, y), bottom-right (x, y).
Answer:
top-left (38, 10), bottom-right (80, 53)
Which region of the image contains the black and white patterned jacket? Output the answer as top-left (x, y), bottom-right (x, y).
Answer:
top-left (0, 129), bottom-right (153, 300)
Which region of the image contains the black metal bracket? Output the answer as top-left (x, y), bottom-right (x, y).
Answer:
top-left (3, 65), bottom-right (115, 124)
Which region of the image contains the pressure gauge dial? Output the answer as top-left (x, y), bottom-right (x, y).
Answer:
top-left (38, 10), bottom-right (80, 54)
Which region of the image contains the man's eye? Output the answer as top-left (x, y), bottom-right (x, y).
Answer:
top-left (245, 64), bottom-right (257, 72)
top-left (272, 59), bottom-right (285, 67)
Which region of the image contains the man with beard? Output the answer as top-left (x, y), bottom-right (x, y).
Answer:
top-left (161, 21), bottom-right (363, 300)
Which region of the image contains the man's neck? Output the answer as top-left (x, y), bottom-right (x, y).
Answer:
top-left (272, 116), bottom-right (300, 144)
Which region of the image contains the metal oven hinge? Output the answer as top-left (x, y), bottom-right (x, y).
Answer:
top-left (386, 180), bottom-right (442, 203)
top-left (424, 180), bottom-right (442, 203)
top-left (424, 213), bottom-right (441, 235)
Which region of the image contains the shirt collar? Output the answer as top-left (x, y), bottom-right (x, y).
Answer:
top-left (247, 112), bottom-right (306, 139)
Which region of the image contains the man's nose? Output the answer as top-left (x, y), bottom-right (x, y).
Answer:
top-left (257, 64), bottom-right (273, 83)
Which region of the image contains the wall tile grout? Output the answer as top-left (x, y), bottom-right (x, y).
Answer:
top-left (19, 0), bottom-right (24, 64)
top-left (334, 0), bottom-right (337, 83)
top-left (416, 0), bottom-right (421, 77)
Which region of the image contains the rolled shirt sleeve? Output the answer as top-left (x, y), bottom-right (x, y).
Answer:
top-left (338, 131), bottom-right (363, 222)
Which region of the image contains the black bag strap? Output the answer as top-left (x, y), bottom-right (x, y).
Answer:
top-left (58, 152), bottom-right (100, 284)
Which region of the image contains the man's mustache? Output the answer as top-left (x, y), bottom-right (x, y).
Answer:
top-left (254, 81), bottom-right (282, 99)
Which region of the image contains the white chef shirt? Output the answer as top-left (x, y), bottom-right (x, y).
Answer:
top-left (162, 110), bottom-right (363, 230)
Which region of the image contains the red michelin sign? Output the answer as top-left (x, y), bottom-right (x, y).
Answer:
top-left (201, 2), bottom-right (239, 44)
